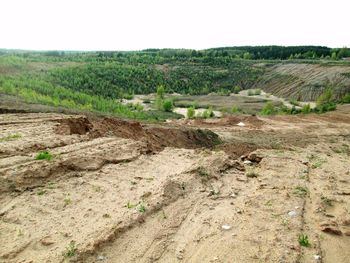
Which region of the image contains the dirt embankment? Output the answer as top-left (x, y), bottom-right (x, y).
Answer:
top-left (255, 63), bottom-right (350, 101)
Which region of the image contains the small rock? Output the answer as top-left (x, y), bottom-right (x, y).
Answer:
top-left (40, 237), bottom-right (55, 246)
top-left (344, 231), bottom-right (350, 236)
top-left (237, 122), bottom-right (245, 127)
top-left (221, 224), bottom-right (231, 230)
top-left (230, 193), bottom-right (237, 198)
top-left (243, 160), bottom-right (253, 165)
top-left (288, 211), bottom-right (297, 217)
top-left (301, 160), bottom-right (309, 165)
top-left (313, 255), bottom-right (321, 261)
top-left (97, 255), bottom-right (106, 261)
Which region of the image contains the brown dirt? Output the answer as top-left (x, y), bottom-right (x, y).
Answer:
top-left (1, 105), bottom-right (350, 263)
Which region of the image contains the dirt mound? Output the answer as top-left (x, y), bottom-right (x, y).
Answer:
top-left (55, 117), bottom-right (221, 151)
top-left (55, 117), bottom-right (93, 135)
top-left (217, 142), bottom-right (258, 158)
top-left (144, 127), bottom-right (221, 150)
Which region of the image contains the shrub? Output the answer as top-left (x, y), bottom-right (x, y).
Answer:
top-left (162, 99), bottom-right (174, 112)
top-left (289, 99), bottom-right (300, 106)
top-left (301, 104), bottom-right (311, 114)
top-left (342, 93), bottom-right (350, 103)
top-left (316, 88), bottom-right (333, 106)
top-left (298, 234), bottom-right (311, 247)
top-left (231, 106), bottom-right (240, 114)
top-left (247, 90), bottom-right (254, 96)
top-left (35, 151), bottom-right (53, 161)
top-left (260, 102), bottom-right (276, 115)
top-left (233, 86), bottom-right (241, 94)
top-left (187, 106), bottom-right (195, 119)
top-left (254, 89), bottom-right (261, 95)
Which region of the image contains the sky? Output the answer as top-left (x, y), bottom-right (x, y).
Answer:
top-left (1, 0), bottom-right (349, 51)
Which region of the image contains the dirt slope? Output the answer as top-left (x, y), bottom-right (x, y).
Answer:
top-left (255, 63), bottom-right (350, 101)
top-left (1, 107), bottom-right (350, 263)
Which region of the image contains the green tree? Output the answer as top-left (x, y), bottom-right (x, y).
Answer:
top-left (162, 99), bottom-right (174, 112)
top-left (187, 106), bottom-right (195, 119)
top-left (156, 85), bottom-right (165, 99)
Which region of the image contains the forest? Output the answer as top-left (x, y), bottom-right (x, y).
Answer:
top-left (0, 46), bottom-right (349, 120)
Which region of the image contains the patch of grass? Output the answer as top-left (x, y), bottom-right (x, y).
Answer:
top-left (64, 197), bottom-right (72, 207)
top-left (321, 196), bottom-right (333, 206)
top-left (63, 241), bottom-right (77, 259)
top-left (126, 201), bottom-right (137, 209)
top-left (137, 203), bottom-right (146, 213)
top-left (294, 186), bottom-right (309, 197)
top-left (298, 234), bottom-right (311, 247)
top-left (246, 171), bottom-right (259, 178)
top-left (197, 166), bottom-right (209, 177)
top-left (37, 189), bottom-right (47, 196)
top-left (0, 133), bottom-right (22, 142)
top-left (35, 151), bottom-right (53, 161)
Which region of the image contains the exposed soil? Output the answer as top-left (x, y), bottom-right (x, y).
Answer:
top-left (1, 105), bottom-right (350, 263)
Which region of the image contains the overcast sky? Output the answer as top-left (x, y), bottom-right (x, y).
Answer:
top-left (1, 0), bottom-right (349, 51)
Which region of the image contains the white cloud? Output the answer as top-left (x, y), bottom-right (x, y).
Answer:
top-left (1, 0), bottom-right (349, 50)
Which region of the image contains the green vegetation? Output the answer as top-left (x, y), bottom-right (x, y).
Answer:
top-left (187, 106), bottom-right (195, 119)
top-left (294, 186), bottom-right (309, 197)
top-left (260, 102), bottom-right (277, 115)
top-left (35, 151), bottom-right (53, 161)
top-left (162, 99), bottom-right (174, 112)
top-left (137, 203), bottom-right (146, 213)
top-left (63, 241), bottom-right (77, 258)
top-left (298, 234), bottom-right (311, 247)
top-left (0, 47), bottom-right (348, 120)
top-left (246, 171), bottom-right (259, 178)
top-left (0, 133), bottom-right (21, 142)
top-left (321, 196), bottom-right (333, 206)
top-left (196, 166), bottom-right (209, 177)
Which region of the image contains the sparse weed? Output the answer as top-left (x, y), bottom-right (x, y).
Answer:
top-left (126, 201), bottom-right (137, 209)
top-left (197, 166), bottom-right (209, 177)
top-left (293, 186), bottom-right (309, 197)
top-left (35, 151), bottom-right (53, 161)
top-left (246, 171), bottom-right (259, 178)
top-left (0, 133), bottom-right (22, 142)
top-left (37, 189), bottom-right (46, 196)
top-left (63, 241), bottom-right (77, 258)
top-left (321, 196), bottom-right (333, 206)
top-left (64, 197), bottom-right (72, 207)
top-left (298, 234), bottom-right (311, 247)
top-left (137, 203), bottom-right (146, 213)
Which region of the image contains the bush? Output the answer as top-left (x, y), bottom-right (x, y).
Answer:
top-left (301, 104), bottom-right (311, 114)
top-left (162, 99), bottom-right (174, 112)
top-left (233, 86), bottom-right (241, 94)
top-left (231, 106), bottom-right (240, 114)
top-left (35, 151), bottom-right (53, 161)
top-left (289, 98), bottom-right (300, 106)
top-left (314, 102), bottom-right (337, 113)
top-left (342, 93), bottom-right (350, 103)
top-left (260, 102), bottom-right (277, 115)
top-left (187, 106), bottom-right (195, 119)
top-left (247, 90), bottom-right (254, 96)
top-left (254, 89), bottom-right (261, 95)
top-left (316, 88), bottom-right (333, 106)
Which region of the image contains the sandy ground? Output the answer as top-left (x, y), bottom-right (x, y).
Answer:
top-left (0, 106), bottom-right (350, 263)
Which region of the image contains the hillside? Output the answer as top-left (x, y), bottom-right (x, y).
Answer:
top-left (0, 47), bottom-right (350, 119)
top-left (255, 62), bottom-right (350, 101)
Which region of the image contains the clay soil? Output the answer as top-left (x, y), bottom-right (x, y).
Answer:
top-left (1, 105), bottom-right (350, 263)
